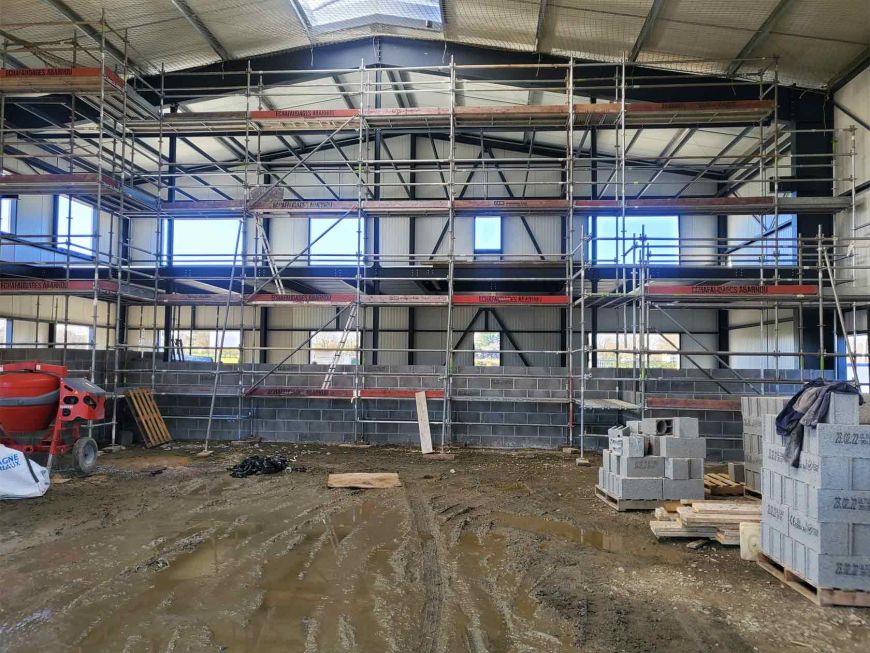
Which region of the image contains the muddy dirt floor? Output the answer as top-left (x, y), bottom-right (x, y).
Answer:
top-left (1, 443), bottom-right (869, 652)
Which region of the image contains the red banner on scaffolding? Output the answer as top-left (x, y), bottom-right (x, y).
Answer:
top-left (0, 279), bottom-right (119, 293)
top-left (646, 284), bottom-right (818, 297)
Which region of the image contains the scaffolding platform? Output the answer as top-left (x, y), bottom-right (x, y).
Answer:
top-left (127, 100), bottom-right (774, 135)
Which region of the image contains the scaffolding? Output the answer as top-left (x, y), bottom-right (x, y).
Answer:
top-left (0, 21), bottom-right (863, 453)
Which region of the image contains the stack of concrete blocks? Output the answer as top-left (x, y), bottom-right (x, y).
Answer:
top-left (741, 396), bottom-right (789, 495)
top-left (598, 416), bottom-right (706, 500)
top-left (761, 392), bottom-right (870, 591)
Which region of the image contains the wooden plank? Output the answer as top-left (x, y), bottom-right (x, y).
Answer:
top-left (415, 391), bottom-right (433, 455)
top-left (648, 397), bottom-right (742, 411)
top-left (327, 473), bottom-right (401, 489)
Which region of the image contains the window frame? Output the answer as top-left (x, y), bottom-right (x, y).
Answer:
top-left (0, 317), bottom-right (10, 348)
top-left (473, 215), bottom-right (503, 255)
top-left (0, 169), bottom-right (15, 234)
top-left (295, 0), bottom-right (443, 36)
top-left (309, 329), bottom-right (360, 366)
top-left (472, 331), bottom-right (501, 367)
top-left (54, 194), bottom-right (96, 258)
top-left (308, 216), bottom-right (362, 266)
top-left (594, 331), bottom-right (681, 369)
top-left (589, 215), bottom-right (680, 265)
top-left (54, 322), bottom-right (93, 349)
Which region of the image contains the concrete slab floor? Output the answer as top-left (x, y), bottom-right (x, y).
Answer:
top-left (1, 445), bottom-right (868, 652)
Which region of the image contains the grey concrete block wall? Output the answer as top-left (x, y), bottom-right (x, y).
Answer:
top-left (0, 348), bottom-right (808, 458)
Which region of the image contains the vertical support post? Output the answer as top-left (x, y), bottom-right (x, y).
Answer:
top-left (440, 57), bottom-right (457, 451)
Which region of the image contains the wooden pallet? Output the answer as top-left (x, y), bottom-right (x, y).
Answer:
top-left (744, 486), bottom-right (762, 499)
top-left (704, 472), bottom-right (745, 496)
top-left (757, 552), bottom-right (870, 607)
top-left (125, 388), bottom-right (173, 448)
top-left (595, 485), bottom-right (662, 512)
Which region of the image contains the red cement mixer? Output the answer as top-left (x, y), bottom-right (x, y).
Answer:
top-left (0, 361), bottom-right (106, 474)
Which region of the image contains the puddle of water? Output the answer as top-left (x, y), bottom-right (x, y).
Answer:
top-left (492, 511), bottom-right (635, 555)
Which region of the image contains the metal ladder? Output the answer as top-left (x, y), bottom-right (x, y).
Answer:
top-left (254, 216), bottom-right (284, 294)
top-left (321, 302), bottom-right (358, 390)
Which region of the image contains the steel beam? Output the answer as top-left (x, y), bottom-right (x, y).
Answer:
top-left (170, 0), bottom-right (231, 61)
top-left (629, 0), bottom-right (664, 62)
top-left (727, 0), bottom-right (797, 76)
top-left (40, 0), bottom-right (143, 72)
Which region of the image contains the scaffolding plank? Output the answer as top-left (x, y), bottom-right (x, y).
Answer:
top-left (245, 387), bottom-right (444, 399)
top-left (646, 397), bottom-right (742, 411)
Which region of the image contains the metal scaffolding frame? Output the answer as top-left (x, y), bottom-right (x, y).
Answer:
top-left (0, 20), bottom-right (863, 451)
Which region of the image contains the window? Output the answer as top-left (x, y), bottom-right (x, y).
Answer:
top-left (1, 170), bottom-right (14, 233)
top-left (177, 330), bottom-right (241, 363)
top-left (296, 0), bottom-right (441, 34)
top-left (55, 323), bottom-right (92, 349)
top-left (0, 318), bottom-right (9, 347)
top-left (474, 216), bottom-right (502, 254)
top-left (56, 195), bottom-right (95, 256)
top-left (310, 330), bottom-right (359, 365)
top-left (473, 331), bottom-right (501, 367)
top-left (727, 212), bottom-right (797, 267)
top-left (173, 219), bottom-right (241, 265)
top-left (592, 215), bottom-right (679, 264)
top-left (595, 332), bottom-right (680, 369)
top-left (839, 334), bottom-right (869, 392)
top-left (309, 217), bottom-right (361, 265)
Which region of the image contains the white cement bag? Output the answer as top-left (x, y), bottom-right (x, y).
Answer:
top-left (0, 444), bottom-right (50, 499)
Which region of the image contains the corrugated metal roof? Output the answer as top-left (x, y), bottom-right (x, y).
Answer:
top-left (0, 1), bottom-right (864, 87)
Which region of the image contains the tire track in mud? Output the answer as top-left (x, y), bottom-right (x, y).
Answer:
top-left (404, 482), bottom-right (449, 653)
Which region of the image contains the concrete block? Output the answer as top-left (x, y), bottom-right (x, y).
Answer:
top-left (791, 546), bottom-right (870, 591)
top-left (610, 451), bottom-right (620, 473)
top-left (665, 457), bottom-right (690, 480)
top-left (805, 423), bottom-right (870, 458)
top-left (613, 476), bottom-right (663, 500)
top-left (729, 461), bottom-right (745, 483)
top-left (688, 458), bottom-right (705, 479)
top-left (601, 449), bottom-right (610, 473)
top-left (787, 510), bottom-right (870, 556)
top-left (608, 425), bottom-right (630, 439)
top-left (619, 455), bottom-right (665, 478)
top-left (598, 467), bottom-right (606, 488)
top-left (762, 468), bottom-right (785, 504)
top-left (609, 437), bottom-right (624, 456)
top-left (660, 436), bottom-right (706, 459)
top-left (762, 414), bottom-right (779, 444)
top-left (646, 435), bottom-right (661, 456)
top-left (763, 444), bottom-right (870, 491)
top-left (745, 467), bottom-right (761, 493)
top-left (822, 392), bottom-right (860, 426)
top-left (662, 478), bottom-right (704, 500)
top-left (762, 498), bottom-right (790, 532)
top-left (626, 435), bottom-right (645, 457)
top-left (641, 417), bottom-right (673, 436)
top-left (671, 417), bottom-right (699, 438)
top-left (761, 522), bottom-right (789, 566)
top-left (626, 420), bottom-right (641, 434)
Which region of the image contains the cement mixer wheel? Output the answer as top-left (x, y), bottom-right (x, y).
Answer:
top-left (72, 436), bottom-right (98, 475)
